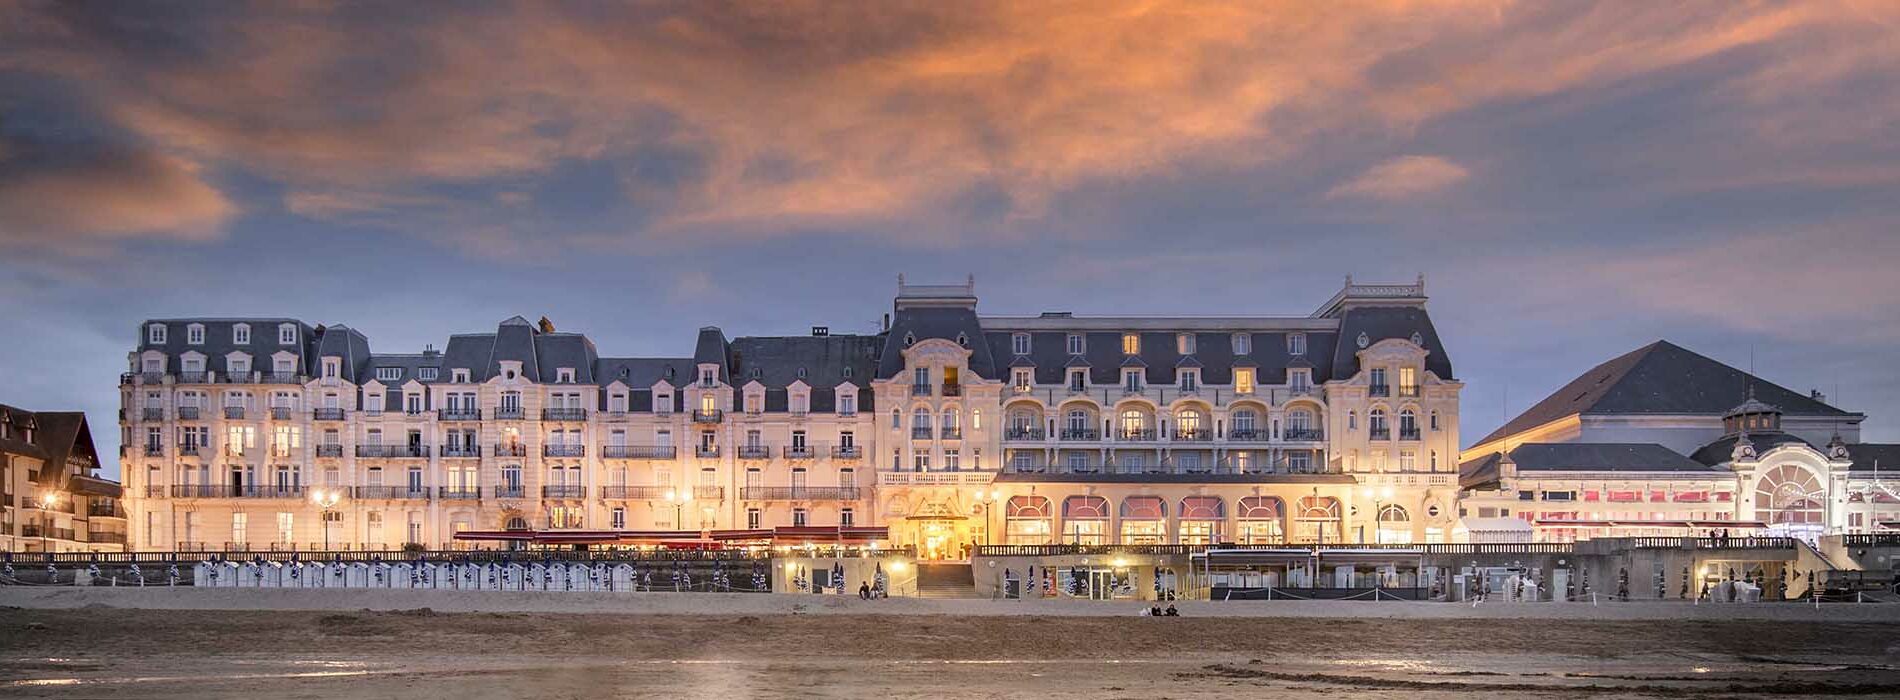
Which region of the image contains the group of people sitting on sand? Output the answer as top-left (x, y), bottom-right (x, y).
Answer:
top-left (1139, 604), bottom-right (1180, 616)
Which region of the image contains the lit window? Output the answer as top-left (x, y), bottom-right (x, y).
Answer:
top-left (1121, 333), bottom-right (1140, 354)
top-left (1234, 368), bottom-right (1255, 394)
top-left (1176, 333), bottom-right (1195, 354)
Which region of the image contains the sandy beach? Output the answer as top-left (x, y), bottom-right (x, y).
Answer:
top-left (4, 588), bottom-right (1900, 698)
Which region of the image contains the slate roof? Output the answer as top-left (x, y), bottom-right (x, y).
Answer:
top-left (880, 306), bottom-right (993, 379)
top-left (984, 329), bottom-right (1342, 386)
top-left (1331, 306), bottom-right (1452, 382)
top-left (1688, 432), bottom-right (1816, 467)
top-left (1476, 340), bottom-right (1856, 446)
top-left (1460, 442), bottom-right (1726, 490)
top-left (0, 403), bottom-right (106, 490)
top-left (729, 335), bottom-right (879, 390)
top-left (1845, 444), bottom-right (1900, 472)
top-left (137, 319), bottom-right (317, 376)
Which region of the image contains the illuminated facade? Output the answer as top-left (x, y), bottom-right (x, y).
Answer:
top-left (120, 277), bottom-right (1464, 555)
top-left (2, 403), bottom-right (125, 553)
top-left (1459, 341), bottom-right (1900, 541)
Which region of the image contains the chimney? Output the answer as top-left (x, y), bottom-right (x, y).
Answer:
top-left (882, 313), bottom-right (890, 332)
top-left (1811, 389), bottom-right (1826, 403)
top-left (811, 326), bottom-right (829, 337)
top-left (423, 344), bottom-right (439, 358)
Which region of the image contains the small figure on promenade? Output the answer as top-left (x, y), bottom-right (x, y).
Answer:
top-left (859, 582), bottom-right (872, 600)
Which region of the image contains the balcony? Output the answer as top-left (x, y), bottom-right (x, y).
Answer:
top-left (542, 408), bottom-right (588, 421)
top-left (353, 485), bottom-right (430, 500)
top-left (910, 384), bottom-right (931, 397)
top-left (315, 444), bottom-right (344, 458)
top-left (313, 407), bottom-right (345, 421)
top-left (356, 445), bottom-right (429, 458)
top-left (177, 371), bottom-right (210, 384)
top-left (738, 445), bottom-right (772, 460)
top-left (177, 406), bottom-right (201, 420)
top-left (1398, 385), bottom-right (1420, 398)
top-left (143, 444), bottom-right (165, 457)
top-left (223, 406), bottom-right (247, 420)
top-left (602, 445), bottom-right (677, 459)
top-left (692, 409), bottom-right (724, 423)
top-left (939, 428), bottom-right (963, 440)
top-left (141, 407), bottom-right (165, 421)
top-left (1005, 427), bottom-right (1046, 441)
top-left (439, 409), bottom-right (482, 421)
top-left (741, 486), bottom-right (861, 501)
top-left (1118, 429), bottom-right (1157, 442)
top-left (1060, 428), bottom-right (1100, 441)
top-left (495, 407), bottom-right (525, 420)
top-left (145, 484), bottom-right (165, 498)
top-left (1369, 384), bottom-right (1391, 397)
top-left (941, 384), bottom-right (962, 397)
top-left (909, 427), bottom-right (932, 440)
top-left (541, 485), bottom-right (586, 499)
top-left (785, 446), bottom-right (816, 460)
top-left (1288, 384), bottom-right (1316, 396)
top-left (88, 502), bottom-right (127, 518)
top-left (543, 444), bottom-right (585, 457)
top-left (494, 485), bottom-right (526, 499)
top-left (695, 445), bottom-right (721, 458)
top-left (438, 487), bottom-right (482, 500)
top-left (1171, 429), bottom-right (1213, 442)
top-left (493, 443), bottom-right (528, 457)
top-left (85, 530), bottom-right (128, 545)
top-left (269, 407), bottom-right (293, 420)
top-left (248, 485), bottom-right (306, 499)
top-left (1227, 429), bottom-right (1264, 442)
top-left (1283, 428), bottom-right (1325, 442)
top-left (830, 445), bottom-right (861, 459)
top-left (440, 444), bottom-right (482, 458)
top-left (601, 485), bottom-right (665, 499)
top-left (262, 373), bottom-right (302, 384)
top-left (178, 444), bottom-right (206, 456)
top-left (1398, 429), bottom-right (1422, 441)
top-left (1369, 428), bottom-right (1391, 440)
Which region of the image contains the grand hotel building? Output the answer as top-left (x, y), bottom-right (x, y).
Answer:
top-left (118, 278), bottom-right (1465, 556)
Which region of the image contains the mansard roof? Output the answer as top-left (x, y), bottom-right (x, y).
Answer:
top-left (1688, 432), bottom-right (1815, 467)
top-left (1845, 444), bottom-right (1900, 472)
top-left (1476, 340), bottom-right (1855, 446)
top-left (595, 358), bottom-right (694, 389)
top-left (1330, 306), bottom-right (1452, 382)
top-left (879, 306), bottom-right (993, 379)
top-left (137, 318), bottom-right (318, 376)
top-left (314, 325), bottom-right (372, 383)
top-left (729, 334), bottom-right (879, 390)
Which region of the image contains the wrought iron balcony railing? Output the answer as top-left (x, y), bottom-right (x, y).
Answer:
top-left (543, 444), bottom-right (585, 457)
top-left (830, 445), bottom-right (861, 459)
top-left (542, 408), bottom-right (588, 421)
top-left (356, 444), bottom-right (429, 458)
top-left (738, 445), bottom-right (772, 459)
top-left (437, 487), bottom-right (482, 500)
top-left (493, 443), bottom-right (528, 457)
top-left (313, 407), bottom-right (345, 421)
top-left (440, 444), bottom-right (482, 458)
top-left (1005, 427), bottom-right (1045, 441)
top-left (353, 485), bottom-right (430, 500)
top-left (438, 409), bottom-right (482, 421)
top-left (692, 409), bottom-right (724, 423)
top-left (541, 485), bottom-right (586, 499)
top-left (602, 445), bottom-right (678, 459)
top-left (740, 486), bottom-right (862, 501)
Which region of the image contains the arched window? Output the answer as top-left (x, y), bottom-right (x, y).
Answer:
top-left (1237, 496), bottom-right (1284, 544)
top-left (1369, 408), bottom-right (1388, 437)
top-left (970, 408), bottom-right (982, 430)
top-left (1061, 496), bottom-right (1110, 545)
top-left (1232, 408), bottom-right (1258, 436)
top-left (890, 409), bottom-right (900, 428)
top-left (1348, 410), bottom-right (1358, 430)
top-left (1376, 504), bottom-right (1411, 544)
top-left (1065, 409), bottom-right (1090, 433)
top-left (1294, 496), bottom-right (1342, 544)
top-left (1399, 408), bottom-right (1417, 438)
top-left (912, 408), bottom-right (932, 430)
top-left (1178, 496), bottom-right (1225, 545)
top-left (1176, 408), bottom-right (1205, 439)
top-left (1429, 410), bottom-right (1441, 431)
top-left (943, 409), bottom-right (960, 429)
top-left (1755, 464), bottom-right (1825, 526)
top-left (1119, 409), bottom-right (1149, 439)
top-left (1004, 496), bottom-right (1053, 545)
top-left (1119, 496), bottom-right (1166, 545)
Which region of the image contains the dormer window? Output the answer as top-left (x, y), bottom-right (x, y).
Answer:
top-left (418, 367), bottom-right (438, 382)
top-left (904, 332), bottom-right (916, 347)
top-left (1289, 368), bottom-right (1311, 392)
top-left (1012, 369), bottom-right (1032, 392)
top-left (1176, 333), bottom-right (1195, 355)
top-left (699, 368), bottom-right (716, 387)
top-left (1122, 369), bottom-right (1143, 393)
top-left (1066, 333), bottom-right (1084, 355)
top-left (955, 333), bottom-right (968, 347)
top-left (1179, 369), bottom-right (1199, 392)
top-left (187, 324), bottom-right (205, 345)
top-left (1234, 368), bottom-right (1255, 394)
top-left (842, 366), bottom-right (853, 379)
top-left (795, 367), bottom-right (807, 379)
top-left (1012, 333), bottom-right (1031, 355)
top-left (376, 367), bottom-right (402, 382)
top-left (147, 324), bottom-right (167, 344)
top-left (278, 323), bottom-right (297, 345)
top-left (1287, 333), bottom-right (1306, 356)
top-left (1068, 369), bottom-right (1086, 392)
top-left (1232, 333), bottom-right (1251, 355)
top-left (1121, 333), bottom-right (1140, 355)
top-left (234, 324), bottom-right (250, 345)
top-left (557, 368), bottom-right (575, 383)
top-left (749, 367), bottom-right (762, 379)
top-left (323, 359), bottom-right (340, 378)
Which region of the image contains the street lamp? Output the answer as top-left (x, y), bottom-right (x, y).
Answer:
top-left (973, 489), bottom-right (1002, 547)
top-left (665, 488), bottom-right (692, 533)
top-left (40, 492), bottom-right (61, 553)
top-left (1361, 485), bottom-right (1396, 544)
top-left (310, 488), bottom-right (342, 550)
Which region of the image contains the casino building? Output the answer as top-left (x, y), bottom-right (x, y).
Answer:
top-left (1459, 341), bottom-right (1900, 541)
top-left (118, 277), bottom-right (1463, 555)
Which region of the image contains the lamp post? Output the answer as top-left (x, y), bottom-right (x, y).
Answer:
top-left (1361, 485), bottom-right (1396, 544)
top-left (40, 492), bottom-right (60, 553)
top-left (974, 489), bottom-right (1001, 546)
top-left (665, 488), bottom-right (692, 534)
top-left (310, 488), bottom-right (342, 550)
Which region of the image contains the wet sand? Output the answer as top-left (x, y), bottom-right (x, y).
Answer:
top-left (4, 591), bottom-right (1899, 698)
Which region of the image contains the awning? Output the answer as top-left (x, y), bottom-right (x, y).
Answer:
top-left (1531, 519), bottom-right (1768, 529)
top-left (1191, 549), bottom-right (1314, 566)
top-left (453, 525), bottom-right (890, 545)
top-left (1454, 517), bottom-right (1532, 533)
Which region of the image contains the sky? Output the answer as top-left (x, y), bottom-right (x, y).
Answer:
top-left (4, 1), bottom-right (1899, 479)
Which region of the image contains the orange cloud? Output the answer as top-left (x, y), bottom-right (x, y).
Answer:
top-left (1327, 155), bottom-right (1470, 200)
top-left (0, 146), bottom-right (233, 250)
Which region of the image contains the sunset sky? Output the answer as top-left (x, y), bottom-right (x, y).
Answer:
top-left (4, 2), bottom-right (1899, 477)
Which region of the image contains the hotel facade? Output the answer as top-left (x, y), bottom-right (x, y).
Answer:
top-left (118, 277), bottom-right (1467, 555)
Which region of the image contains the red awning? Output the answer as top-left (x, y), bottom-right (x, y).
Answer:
top-left (452, 525), bottom-right (890, 545)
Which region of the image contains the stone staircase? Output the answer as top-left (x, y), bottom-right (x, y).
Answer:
top-left (914, 562), bottom-right (977, 599)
